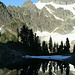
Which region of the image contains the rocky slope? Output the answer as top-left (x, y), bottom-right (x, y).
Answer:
top-left (0, 0), bottom-right (74, 33)
top-left (0, 2), bottom-right (12, 25)
top-left (0, 0), bottom-right (75, 34)
top-left (39, 0), bottom-right (75, 4)
top-left (0, 0), bottom-right (75, 43)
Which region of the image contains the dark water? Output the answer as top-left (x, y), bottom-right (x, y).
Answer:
top-left (0, 59), bottom-right (75, 75)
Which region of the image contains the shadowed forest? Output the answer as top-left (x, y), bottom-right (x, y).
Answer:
top-left (1, 1), bottom-right (75, 75)
top-left (0, 23), bottom-right (75, 75)
top-left (6, 23), bottom-right (75, 56)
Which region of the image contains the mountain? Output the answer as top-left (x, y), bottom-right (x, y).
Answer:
top-left (0, 0), bottom-right (75, 44)
top-left (0, 2), bottom-right (12, 25)
top-left (38, 0), bottom-right (75, 4)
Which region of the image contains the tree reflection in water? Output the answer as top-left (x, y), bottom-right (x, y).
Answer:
top-left (49, 62), bottom-right (52, 75)
top-left (15, 59), bottom-right (73, 75)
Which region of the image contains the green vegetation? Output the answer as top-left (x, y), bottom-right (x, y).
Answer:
top-left (0, 34), bottom-right (9, 43)
top-left (0, 21), bottom-right (73, 56)
top-left (16, 12), bottom-right (18, 14)
top-left (0, 4), bottom-right (2, 8)
top-left (0, 32), bottom-right (17, 43)
top-left (11, 35), bottom-right (17, 42)
top-left (10, 21), bottom-right (17, 27)
top-left (0, 23), bottom-right (72, 55)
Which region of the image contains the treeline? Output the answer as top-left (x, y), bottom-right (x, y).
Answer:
top-left (49, 37), bottom-right (70, 54)
top-left (18, 25), bottom-right (49, 55)
top-left (7, 24), bottom-right (75, 55)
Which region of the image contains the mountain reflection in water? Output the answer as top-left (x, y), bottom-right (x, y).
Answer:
top-left (0, 59), bottom-right (75, 75)
top-left (3, 59), bottom-right (74, 75)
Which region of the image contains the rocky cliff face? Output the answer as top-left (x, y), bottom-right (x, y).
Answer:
top-left (5, 0), bottom-right (62, 32)
top-left (38, 0), bottom-right (75, 4)
top-left (0, 2), bottom-right (12, 25)
top-left (0, 0), bottom-right (75, 35)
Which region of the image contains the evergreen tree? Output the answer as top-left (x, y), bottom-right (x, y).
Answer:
top-left (34, 34), bottom-right (41, 55)
top-left (49, 37), bottom-right (53, 53)
top-left (19, 24), bottom-right (35, 54)
top-left (28, 29), bottom-right (36, 55)
top-left (19, 24), bottom-right (42, 55)
top-left (29, 29), bottom-right (34, 48)
top-left (42, 41), bottom-right (46, 55)
top-left (36, 36), bottom-right (41, 55)
top-left (45, 44), bottom-right (49, 55)
top-left (34, 33), bottom-right (37, 55)
top-left (42, 41), bottom-right (49, 55)
top-left (57, 41), bottom-right (64, 54)
top-left (56, 43), bottom-right (59, 53)
top-left (66, 38), bottom-right (70, 53)
top-left (58, 46), bottom-right (60, 54)
top-left (60, 41), bottom-right (64, 53)
top-left (53, 42), bottom-right (57, 53)
top-left (20, 25), bottom-right (29, 45)
top-left (63, 45), bottom-right (67, 53)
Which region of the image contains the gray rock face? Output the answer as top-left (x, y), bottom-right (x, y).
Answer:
top-left (39, 0), bottom-right (75, 4)
top-left (0, 1), bottom-right (12, 25)
top-left (6, 0), bottom-right (62, 32)
top-left (0, 0), bottom-right (75, 34)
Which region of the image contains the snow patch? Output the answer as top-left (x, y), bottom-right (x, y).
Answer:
top-left (35, 2), bottom-right (75, 15)
top-left (35, 31), bottom-right (75, 44)
top-left (45, 6), bottom-right (64, 21)
top-left (51, 27), bottom-right (59, 33)
top-left (45, 6), bottom-right (52, 14)
top-left (0, 25), bottom-right (4, 31)
top-left (71, 27), bottom-right (75, 33)
top-left (49, 2), bottom-right (75, 15)
top-left (53, 15), bottom-right (64, 21)
top-left (73, 26), bottom-right (75, 29)
top-left (35, 2), bottom-right (46, 9)
top-left (35, 2), bottom-right (64, 21)
top-left (0, 27), bottom-right (2, 31)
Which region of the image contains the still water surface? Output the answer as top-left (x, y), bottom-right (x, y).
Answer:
top-left (0, 59), bottom-right (75, 75)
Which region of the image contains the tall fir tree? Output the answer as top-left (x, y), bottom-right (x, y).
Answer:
top-left (53, 42), bottom-right (56, 53)
top-left (19, 24), bottom-right (42, 55)
top-left (42, 41), bottom-right (49, 55)
top-left (66, 38), bottom-right (70, 53)
top-left (63, 45), bottom-right (67, 53)
top-left (20, 24), bottom-right (33, 54)
top-left (34, 34), bottom-right (41, 55)
top-left (45, 43), bottom-right (49, 55)
top-left (49, 37), bottom-right (53, 53)
top-left (20, 25), bottom-right (29, 45)
top-left (29, 29), bottom-right (34, 47)
top-left (60, 41), bottom-right (64, 53)
top-left (56, 43), bottom-right (59, 53)
top-left (19, 25), bottom-right (36, 55)
top-left (28, 29), bottom-right (35, 54)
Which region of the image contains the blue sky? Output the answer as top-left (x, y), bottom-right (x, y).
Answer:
top-left (0, 0), bottom-right (38, 7)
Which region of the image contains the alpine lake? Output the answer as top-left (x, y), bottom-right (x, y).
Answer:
top-left (0, 58), bottom-right (75, 75)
